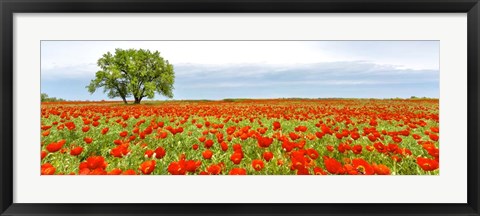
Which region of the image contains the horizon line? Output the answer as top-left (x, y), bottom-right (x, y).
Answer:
top-left (42, 97), bottom-right (440, 102)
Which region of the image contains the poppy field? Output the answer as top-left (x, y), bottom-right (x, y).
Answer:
top-left (40, 99), bottom-right (439, 175)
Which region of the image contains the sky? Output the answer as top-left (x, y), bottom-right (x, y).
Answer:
top-left (41, 41), bottom-right (439, 100)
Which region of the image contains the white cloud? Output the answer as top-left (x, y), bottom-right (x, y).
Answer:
top-left (41, 41), bottom-right (439, 80)
top-left (41, 63), bottom-right (98, 80)
top-left (182, 80), bottom-right (387, 89)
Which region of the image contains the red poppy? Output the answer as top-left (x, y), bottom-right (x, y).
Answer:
top-left (295, 125), bottom-right (308, 132)
top-left (144, 149), bottom-right (154, 158)
top-left (108, 168), bottom-right (122, 175)
top-left (295, 140), bottom-right (306, 149)
top-left (306, 148), bottom-right (319, 160)
top-left (392, 136), bottom-right (402, 143)
top-left (85, 156), bottom-right (108, 170)
top-left (252, 159), bottom-right (265, 171)
top-left (204, 139), bottom-right (214, 148)
top-left (403, 148), bottom-right (413, 156)
top-left (273, 121), bottom-right (281, 130)
top-left (139, 160), bottom-right (156, 175)
top-left (84, 137), bottom-right (93, 144)
top-left (427, 147), bottom-right (439, 160)
top-left (41, 151), bottom-right (47, 160)
top-left (226, 126), bottom-right (236, 135)
top-left (290, 150), bottom-right (308, 170)
top-left (315, 131), bottom-right (324, 139)
top-left (296, 167), bottom-right (310, 175)
top-left (388, 143), bottom-right (398, 153)
top-left (79, 156), bottom-right (108, 175)
top-left (323, 156), bottom-right (344, 174)
top-left (78, 168), bottom-right (91, 175)
top-left (154, 147), bottom-right (166, 159)
top-left (157, 131), bottom-right (168, 139)
top-left (391, 155), bottom-right (402, 162)
top-left (366, 145), bottom-right (374, 152)
top-left (167, 161), bottom-right (186, 175)
top-left (412, 134), bottom-right (421, 140)
top-left (229, 168), bottom-right (247, 175)
top-left (207, 164), bottom-right (222, 175)
top-left (263, 152), bottom-right (274, 161)
top-left (202, 149), bottom-right (213, 159)
top-left (335, 133), bottom-right (344, 139)
top-left (313, 166), bottom-right (327, 175)
top-left (416, 157), bottom-right (439, 171)
top-left (185, 160), bottom-right (201, 173)
top-left (65, 122), bottom-right (76, 130)
top-left (70, 146), bottom-right (83, 156)
top-left (90, 168), bottom-right (108, 175)
top-left (40, 163), bottom-right (56, 175)
top-left (289, 132), bottom-right (300, 141)
top-left (344, 164), bottom-right (358, 175)
top-left (257, 136), bottom-right (273, 148)
top-left (350, 132), bottom-right (360, 140)
top-left (352, 145), bottom-right (362, 155)
top-left (129, 135), bottom-right (136, 141)
top-left (230, 152), bottom-right (243, 164)
top-left (144, 127), bottom-right (153, 135)
top-left (46, 139), bottom-right (66, 152)
top-left (282, 140), bottom-right (295, 152)
top-left (82, 125), bottom-right (90, 133)
top-left (122, 169), bottom-right (136, 175)
top-left (337, 143), bottom-right (348, 153)
top-left (42, 130), bottom-right (50, 137)
top-left (41, 125), bottom-right (52, 130)
top-left (220, 141), bottom-right (228, 151)
top-left (92, 121), bottom-right (99, 127)
top-left (192, 144), bottom-right (199, 150)
top-left (233, 143), bottom-right (242, 151)
top-left (429, 134), bottom-right (439, 141)
top-left (326, 145), bottom-right (334, 152)
top-left (101, 127), bottom-right (109, 135)
top-left (368, 135), bottom-right (377, 142)
top-left (352, 158), bottom-right (374, 175)
top-left (373, 142), bottom-right (387, 153)
top-left (373, 163), bottom-right (391, 175)
top-left (119, 131), bottom-right (128, 137)
top-left (110, 144), bottom-right (130, 158)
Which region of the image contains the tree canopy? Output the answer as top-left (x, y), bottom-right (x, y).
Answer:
top-left (87, 48), bottom-right (175, 104)
top-left (41, 93), bottom-right (66, 102)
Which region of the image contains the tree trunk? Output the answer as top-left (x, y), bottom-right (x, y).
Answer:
top-left (134, 97), bottom-right (141, 104)
top-left (121, 96), bottom-right (128, 104)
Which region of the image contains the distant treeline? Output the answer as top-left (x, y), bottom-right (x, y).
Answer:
top-left (221, 97), bottom-right (438, 101)
top-left (40, 96), bottom-right (437, 103)
top-left (41, 93), bottom-right (66, 102)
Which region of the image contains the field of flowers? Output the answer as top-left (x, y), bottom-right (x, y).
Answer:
top-left (40, 99), bottom-right (439, 175)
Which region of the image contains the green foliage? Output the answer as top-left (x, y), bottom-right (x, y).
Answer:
top-left (87, 48), bottom-right (175, 104)
top-left (41, 93), bottom-right (66, 102)
top-left (41, 93), bottom-right (49, 102)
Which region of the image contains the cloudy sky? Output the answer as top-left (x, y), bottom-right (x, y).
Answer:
top-left (41, 41), bottom-right (439, 100)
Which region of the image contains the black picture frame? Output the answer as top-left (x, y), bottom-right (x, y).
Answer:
top-left (1, 0), bottom-right (479, 215)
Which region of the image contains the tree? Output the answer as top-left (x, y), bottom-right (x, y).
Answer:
top-left (87, 48), bottom-right (175, 104)
top-left (41, 93), bottom-right (66, 102)
top-left (41, 93), bottom-right (49, 102)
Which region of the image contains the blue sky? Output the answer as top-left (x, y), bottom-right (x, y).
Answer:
top-left (41, 41), bottom-right (439, 100)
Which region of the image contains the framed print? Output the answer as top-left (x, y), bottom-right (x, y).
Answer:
top-left (1, 0), bottom-right (479, 215)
